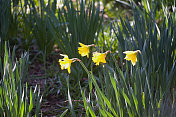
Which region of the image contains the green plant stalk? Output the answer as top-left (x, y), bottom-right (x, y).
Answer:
top-left (66, 75), bottom-right (76, 117)
top-left (79, 60), bottom-right (118, 117)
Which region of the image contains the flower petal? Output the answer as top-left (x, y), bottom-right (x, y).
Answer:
top-left (78, 43), bottom-right (90, 58)
top-left (58, 54), bottom-right (73, 74)
top-left (123, 50), bottom-right (141, 66)
top-left (92, 52), bottom-right (106, 66)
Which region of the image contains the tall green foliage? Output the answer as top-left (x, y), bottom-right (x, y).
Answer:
top-left (48, 0), bottom-right (103, 93)
top-left (0, 0), bottom-right (11, 41)
top-left (112, 8), bottom-right (176, 88)
top-left (1, 0), bottom-right (56, 54)
top-left (79, 4), bottom-right (176, 117)
top-left (0, 43), bottom-right (42, 117)
top-left (49, 0), bottom-right (103, 58)
top-left (80, 59), bottom-right (176, 117)
top-left (30, 0), bottom-right (55, 54)
top-left (0, 0), bottom-right (11, 54)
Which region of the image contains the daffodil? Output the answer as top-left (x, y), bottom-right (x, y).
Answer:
top-left (92, 51), bottom-right (110, 66)
top-left (58, 54), bottom-right (73, 74)
top-left (123, 50), bottom-right (141, 66)
top-left (78, 42), bottom-right (95, 58)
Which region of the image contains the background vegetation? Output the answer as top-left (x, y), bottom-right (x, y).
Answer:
top-left (0, 0), bottom-right (176, 116)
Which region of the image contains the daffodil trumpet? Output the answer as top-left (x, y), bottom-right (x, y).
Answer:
top-left (78, 42), bottom-right (95, 58)
top-left (123, 50), bottom-right (141, 66)
top-left (59, 54), bottom-right (80, 74)
top-left (92, 50), bottom-right (111, 66)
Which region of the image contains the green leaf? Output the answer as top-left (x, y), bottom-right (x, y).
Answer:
top-left (122, 89), bottom-right (131, 107)
top-left (20, 102), bottom-right (24, 117)
top-left (60, 109), bottom-right (68, 117)
top-left (29, 87), bottom-right (33, 113)
top-left (142, 92), bottom-right (145, 110)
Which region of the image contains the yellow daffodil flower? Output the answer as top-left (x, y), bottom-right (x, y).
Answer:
top-left (92, 51), bottom-right (110, 66)
top-left (123, 50), bottom-right (141, 66)
top-left (58, 54), bottom-right (73, 74)
top-left (78, 43), bottom-right (90, 58)
top-left (78, 42), bottom-right (95, 58)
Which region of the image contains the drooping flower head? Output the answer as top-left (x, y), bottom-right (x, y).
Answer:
top-left (92, 51), bottom-right (110, 66)
top-left (58, 54), bottom-right (73, 74)
top-left (123, 50), bottom-right (141, 66)
top-left (78, 42), bottom-right (95, 58)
